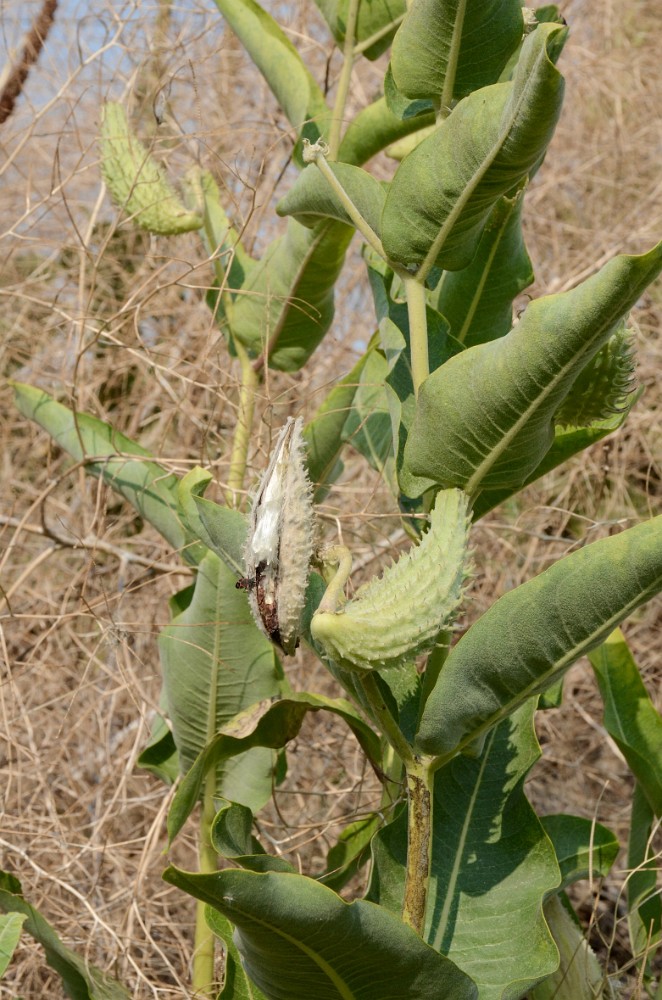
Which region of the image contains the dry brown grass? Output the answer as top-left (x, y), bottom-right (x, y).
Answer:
top-left (1, 0), bottom-right (661, 996)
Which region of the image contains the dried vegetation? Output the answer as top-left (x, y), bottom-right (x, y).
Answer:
top-left (1, 0), bottom-right (661, 995)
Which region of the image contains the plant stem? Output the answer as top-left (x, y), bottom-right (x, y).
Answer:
top-left (353, 13), bottom-right (405, 56)
top-left (327, 0), bottom-right (360, 159)
top-left (226, 336), bottom-right (258, 507)
top-left (402, 758), bottom-right (434, 935)
top-left (311, 151), bottom-right (386, 259)
top-left (440, 0), bottom-right (466, 117)
top-left (192, 769), bottom-right (220, 996)
top-left (360, 672), bottom-right (416, 769)
top-left (316, 544), bottom-right (353, 613)
top-left (404, 275), bottom-right (430, 395)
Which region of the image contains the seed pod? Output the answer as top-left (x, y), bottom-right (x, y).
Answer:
top-left (99, 102), bottom-right (203, 235)
top-left (554, 322), bottom-right (636, 428)
top-left (312, 489), bottom-right (471, 672)
top-left (241, 418), bottom-right (314, 655)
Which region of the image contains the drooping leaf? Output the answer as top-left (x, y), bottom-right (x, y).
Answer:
top-left (0, 872), bottom-right (130, 999)
top-left (229, 219), bottom-right (353, 371)
top-left (276, 162), bottom-right (386, 236)
top-left (321, 813), bottom-right (383, 892)
top-left (370, 703), bottom-right (561, 999)
top-left (626, 784), bottom-right (662, 964)
top-left (313, 0), bottom-right (406, 61)
top-left (429, 188), bottom-right (534, 347)
top-left (163, 867), bottom-right (478, 999)
top-left (589, 628), bottom-right (662, 816)
top-left (167, 692), bottom-right (381, 842)
top-left (471, 409), bottom-right (633, 518)
top-left (540, 815), bottom-right (619, 891)
top-left (338, 97), bottom-right (436, 166)
top-left (210, 802), bottom-right (296, 873)
top-left (381, 23), bottom-right (566, 279)
top-left (0, 911), bottom-right (26, 978)
top-left (178, 470), bottom-right (248, 577)
top-left (136, 713), bottom-right (179, 784)
top-left (211, 0), bottom-right (329, 152)
top-left (303, 352), bottom-right (369, 499)
top-left (390, 0), bottom-right (523, 102)
top-left (160, 551), bottom-right (285, 813)
top-left (11, 382), bottom-right (204, 564)
top-left (416, 515), bottom-right (662, 759)
top-left (403, 244), bottom-right (662, 494)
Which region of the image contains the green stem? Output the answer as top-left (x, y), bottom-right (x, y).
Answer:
top-left (404, 275), bottom-right (430, 396)
top-left (402, 757), bottom-right (434, 935)
top-left (192, 772), bottom-right (218, 996)
top-left (316, 545), bottom-right (353, 614)
top-left (440, 0), bottom-right (466, 117)
top-left (327, 0), bottom-right (361, 159)
top-left (360, 672), bottom-right (416, 769)
top-left (311, 151), bottom-right (386, 259)
top-left (226, 336), bottom-right (258, 507)
top-left (417, 634), bottom-right (450, 726)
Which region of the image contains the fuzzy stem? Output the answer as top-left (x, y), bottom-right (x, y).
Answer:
top-left (316, 545), bottom-right (353, 614)
top-left (192, 771), bottom-right (219, 996)
top-left (308, 149), bottom-right (386, 259)
top-left (402, 758), bottom-right (434, 934)
top-left (360, 672), bottom-right (416, 769)
top-left (226, 336), bottom-right (258, 507)
top-left (440, 0), bottom-right (466, 117)
top-left (404, 275), bottom-right (430, 396)
top-left (327, 0), bottom-right (360, 159)
top-left (353, 13), bottom-right (405, 56)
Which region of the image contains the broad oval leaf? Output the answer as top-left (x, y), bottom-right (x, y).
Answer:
top-left (429, 188), bottom-right (533, 347)
top-left (276, 162), bottom-right (386, 236)
top-left (381, 23), bottom-right (566, 278)
top-left (416, 515), bottom-right (662, 758)
top-left (390, 0), bottom-right (523, 102)
top-left (163, 867), bottom-right (478, 1000)
top-left (11, 382), bottom-right (203, 563)
top-left (160, 551), bottom-right (285, 814)
top-left (540, 815), bottom-right (619, 892)
top-left (230, 219), bottom-right (353, 371)
top-left (313, 0), bottom-right (406, 61)
top-left (403, 244), bottom-right (662, 493)
top-left (370, 704), bottom-right (560, 999)
top-left (211, 0), bottom-right (329, 150)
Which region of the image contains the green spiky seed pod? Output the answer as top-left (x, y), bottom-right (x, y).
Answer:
top-left (312, 489), bottom-right (472, 672)
top-left (99, 102), bottom-right (203, 235)
top-left (243, 418), bottom-right (315, 656)
top-left (555, 323), bottom-right (636, 428)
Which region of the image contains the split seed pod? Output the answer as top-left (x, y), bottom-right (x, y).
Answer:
top-left (99, 102), bottom-right (203, 235)
top-left (241, 418), bottom-right (314, 655)
top-left (312, 489), bottom-right (472, 672)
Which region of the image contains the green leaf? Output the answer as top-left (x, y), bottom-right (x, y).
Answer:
top-left (163, 867), bottom-right (478, 999)
top-left (626, 783), bottom-right (662, 963)
top-left (416, 515), bottom-right (662, 759)
top-left (529, 894), bottom-right (607, 1000)
top-left (136, 713), bottom-right (179, 784)
top-left (370, 703), bottom-right (560, 999)
top-left (338, 97), bottom-right (435, 166)
top-left (167, 692), bottom-right (381, 843)
top-left (303, 353), bottom-right (369, 500)
top-left (211, 0), bottom-right (329, 152)
top-left (205, 907), bottom-right (270, 999)
top-left (230, 219), bottom-right (353, 371)
top-left (160, 551), bottom-right (285, 812)
top-left (320, 813), bottom-right (383, 892)
top-left (588, 628), bottom-right (662, 815)
top-left (0, 872), bottom-right (130, 999)
top-left (12, 382), bottom-right (203, 564)
top-left (381, 23), bottom-right (566, 278)
top-left (390, 0), bottom-right (523, 102)
top-left (471, 410), bottom-right (632, 518)
top-left (540, 815), bottom-right (619, 891)
top-left (403, 244), bottom-right (662, 493)
top-left (429, 188), bottom-right (534, 347)
top-left (276, 163), bottom-right (386, 236)
top-left (210, 802), bottom-right (296, 873)
top-left (313, 0), bottom-right (406, 60)
top-left (384, 65), bottom-right (435, 121)
top-left (0, 912), bottom-right (26, 977)
top-left (341, 347), bottom-right (398, 492)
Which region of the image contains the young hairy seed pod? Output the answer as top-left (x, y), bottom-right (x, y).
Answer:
top-left (240, 418), bottom-right (314, 656)
top-left (99, 102), bottom-right (203, 236)
top-left (555, 322), bottom-right (636, 428)
top-left (312, 489), bottom-right (472, 672)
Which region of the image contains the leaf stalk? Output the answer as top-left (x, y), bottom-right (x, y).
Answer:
top-left (404, 275), bottom-right (430, 395)
top-left (328, 0), bottom-right (360, 159)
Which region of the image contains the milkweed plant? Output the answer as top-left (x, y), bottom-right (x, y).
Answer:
top-left (4, 2), bottom-right (662, 998)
